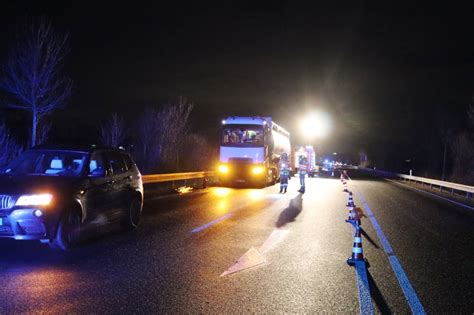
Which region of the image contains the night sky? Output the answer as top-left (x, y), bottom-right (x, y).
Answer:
top-left (0, 2), bottom-right (473, 170)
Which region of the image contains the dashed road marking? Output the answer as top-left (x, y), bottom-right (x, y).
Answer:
top-left (349, 178), bottom-right (426, 314)
top-left (221, 247), bottom-right (266, 276)
top-left (258, 229), bottom-right (289, 254)
top-left (220, 228), bottom-right (290, 276)
top-left (191, 191), bottom-right (291, 234)
top-left (191, 213), bottom-right (234, 233)
top-left (355, 261), bottom-right (375, 315)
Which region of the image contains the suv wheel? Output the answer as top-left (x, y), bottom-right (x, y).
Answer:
top-left (49, 209), bottom-right (82, 251)
top-left (123, 197), bottom-right (142, 230)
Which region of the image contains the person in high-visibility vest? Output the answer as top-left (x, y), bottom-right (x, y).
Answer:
top-left (298, 156), bottom-right (308, 193)
top-left (279, 153), bottom-right (290, 193)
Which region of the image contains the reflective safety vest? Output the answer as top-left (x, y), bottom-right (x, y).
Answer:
top-left (279, 161), bottom-right (290, 177)
top-left (298, 160), bottom-right (308, 175)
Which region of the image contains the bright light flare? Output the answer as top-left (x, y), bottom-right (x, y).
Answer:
top-left (251, 166), bottom-right (265, 175)
top-left (247, 189), bottom-right (264, 201)
top-left (218, 165), bottom-right (229, 173)
top-left (300, 111), bottom-right (331, 139)
top-left (16, 194), bottom-right (53, 207)
top-left (214, 187), bottom-right (231, 197)
top-left (215, 200), bottom-right (229, 214)
top-left (176, 186), bottom-right (193, 194)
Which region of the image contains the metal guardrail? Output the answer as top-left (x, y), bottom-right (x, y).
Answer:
top-left (142, 171), bottom-right (215, 184)
top-left (363, 168), bottom-right (474, 198)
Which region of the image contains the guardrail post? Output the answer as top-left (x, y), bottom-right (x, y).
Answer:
top-left (429, 183), bottom-right (432, 189)
top-left (439, 186), bottom-right (442, 192)
top-left (451, 188), bottom-right (454, 196)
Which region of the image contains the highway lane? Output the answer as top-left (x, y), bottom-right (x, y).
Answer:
top-left (0, 174), bottom-right (472, 313)
top-left (351, 174), bottom-right (474, 313)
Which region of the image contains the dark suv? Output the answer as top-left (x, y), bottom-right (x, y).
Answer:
top-left (0, 145), bottom-right (143, 250)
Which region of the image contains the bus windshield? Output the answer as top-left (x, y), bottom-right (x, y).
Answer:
top-left (222, 125), bottom-right (264, 147)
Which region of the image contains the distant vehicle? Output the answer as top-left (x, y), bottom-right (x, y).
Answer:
top-left (293, 145), bottom-right (317, 177)
top-left (320, 159), bottom-right (335, 176)
top-left (218, 116), bottom-right (291, 187)
top-left (0, 145), bottom-right (143, 250)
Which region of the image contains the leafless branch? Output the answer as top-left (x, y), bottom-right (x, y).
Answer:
top-left (0, 121), bottom-right (23, 167)
top-left (0, 18), bottom-right (72, 146)
top-left (99, 113), bottom-right (126, 147)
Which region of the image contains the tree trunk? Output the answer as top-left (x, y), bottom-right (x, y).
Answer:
top-left (32, 111), bottom-right (38, 147)
top-left (442, 142), bottom-right (447, 181)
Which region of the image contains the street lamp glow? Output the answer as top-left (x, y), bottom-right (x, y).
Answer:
top-left (300, 111), bottom-right (331, 139)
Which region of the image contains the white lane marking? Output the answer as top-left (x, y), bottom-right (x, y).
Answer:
top-left (363, 209), bottom-right (394, 255)
top-left (349, 178), bottom-right (426, 314)
top-left (191, 190), bottom-right (291, 233)
top-left (258, 229), bottom-right (289, 254)
top-left (190, 195), bottom-right (259, 233)
top-left (220, 191), bottom-right (295, 276)
top-left (221, 247), bottom-right (266, 276)
top-left (221, 228), bottom-right (290, 276)
top-left (385, 178), bottom-right (474, 211)
top-left (388, 255), bottom-right (426, 314)
top-left (191, 213), bottom-right (234, 233)
top-left (355, 261), bottom-right (375, 315)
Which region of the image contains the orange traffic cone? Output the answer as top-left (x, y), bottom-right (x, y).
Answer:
top-left (347, 205), bottom-right (354, 222)
top-left (347, 227), bottom-right (366, 266)
top-left (346, 192), bottom-right (355, 207)
top-left (343, 180), bottom-right (349, 193)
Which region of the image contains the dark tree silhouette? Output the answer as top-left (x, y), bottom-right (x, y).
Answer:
top-left (99, 113), bottom-right (125, 147)
top-left (0, 19), bottom-right (72, 146)
top-left (136, 97), bottom-right (193, 173)
top-left (0, 121), bottom-right (23, 167)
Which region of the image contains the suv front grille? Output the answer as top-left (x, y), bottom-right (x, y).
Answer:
top-left (0, 195), bottom-right (14, 210)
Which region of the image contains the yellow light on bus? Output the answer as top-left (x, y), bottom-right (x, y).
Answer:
top-left (218, 165), bottom-right (229, 173)
top-left (252, 166), bottom-right (264, 175)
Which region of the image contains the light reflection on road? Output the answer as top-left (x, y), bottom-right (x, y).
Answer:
top-left (1, 266), bottom-right (87, 313)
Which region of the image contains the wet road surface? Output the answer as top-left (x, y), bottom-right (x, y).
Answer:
top-left (0, 173), bottom-right (473, 313)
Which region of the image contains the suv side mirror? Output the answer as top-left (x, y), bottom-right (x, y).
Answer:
top-left (89, 167), bottom-right (106, 177)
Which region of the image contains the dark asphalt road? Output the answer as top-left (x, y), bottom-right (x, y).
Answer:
top-left (0, 173), bottom-right (473, 313)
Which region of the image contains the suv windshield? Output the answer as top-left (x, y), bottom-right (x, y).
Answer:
top-left (3, 150), bottom-right (88, 177)
top-left (222, 125), bottom-right (264, 147)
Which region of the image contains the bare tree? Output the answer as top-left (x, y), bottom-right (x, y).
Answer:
top-left (450, 132), bottom-right (474, 185)
top-left (136, 108), bottom-right (162, 173)
top-left (181, 134), bottom-right (215, 171)
top-left (160, 97), bottom-right (193, 169)
top-left (136, 97), bottom-right (193, 173)
top-left (0, 121), bottom-right (23, 167)
top-left (99, 113), bottom-right (125, 147)
top-left (36, 117), bottom-right (52, 145)
top-left (0, 18), bottom-right (72, 147)
top-left (468, 100), bottom-right (474, 129)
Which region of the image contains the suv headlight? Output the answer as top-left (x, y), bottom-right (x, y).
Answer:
top-left (16, 194), bottom-right (53, 206)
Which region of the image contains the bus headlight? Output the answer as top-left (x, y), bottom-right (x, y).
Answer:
top-left (252, 166), bottom-right (265, 175)
top-left (218, 165), bottom-right (229, 174)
